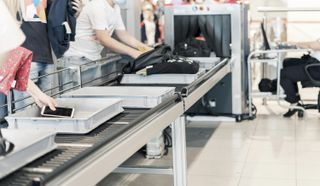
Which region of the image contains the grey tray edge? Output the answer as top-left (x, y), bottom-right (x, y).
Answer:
top-left (0, 134), bottom-right (57, 179)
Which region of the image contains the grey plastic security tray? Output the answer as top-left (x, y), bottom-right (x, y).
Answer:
top-left (120, 68), bottom-right (206, 85)
top-left (189, 57), bottom-right (221, 69)
top-left (6, 98), bottom-right (123, 134)
top-left (0, 130), bottom-right (56, 179)
top-left (61, 86), bottom-right (175, 108)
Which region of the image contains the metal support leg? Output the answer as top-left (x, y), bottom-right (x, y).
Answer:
top-left (171, 116), bottom-right (187, 186)
top-left (7, 91), bottom-right (13, 114)
top-left (77, 66), bottom-right (83, 88)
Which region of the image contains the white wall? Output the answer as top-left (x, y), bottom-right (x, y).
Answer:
top-left (249, 0), bottom-right (320, 42)
top-left (287, 0), bottom-right (320, 41)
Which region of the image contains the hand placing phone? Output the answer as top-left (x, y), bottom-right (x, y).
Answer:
top-left (26, 80), bottom-right (57, 111)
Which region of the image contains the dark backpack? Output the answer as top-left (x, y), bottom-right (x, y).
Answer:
top-left (173, 38), bottom-right (211, 57)
top-left (146, 56), bottom-right (199, 75)
top-left (258, 78), bottom-right (277, 93)
top-left (123, 44), bottom-right (199, 75)
top-left (47, 0), bottom-right (77, 58)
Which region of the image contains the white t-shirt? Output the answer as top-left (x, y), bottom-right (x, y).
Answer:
top-left (0, 1), bottom-right (25, 54)
top-left (65, 0), bottom-right (126, 60)
top-left (311, 51), bottom-right (320, 61)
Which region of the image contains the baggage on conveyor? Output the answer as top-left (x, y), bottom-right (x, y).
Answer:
top-left (122, 44), bottom-right (200, 76)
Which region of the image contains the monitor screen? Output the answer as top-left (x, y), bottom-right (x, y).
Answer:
top-left (260, 22), bottom-right (271, 50)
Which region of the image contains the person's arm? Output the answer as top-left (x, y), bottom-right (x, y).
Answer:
top-left (294, 41), bottom-right (320, 50)
top-left (95, 30), bottom-right (143, 59)
top-left (26, 80), bottom-right (57, 111)
top-left (115, 30), bottom-right (153, 52)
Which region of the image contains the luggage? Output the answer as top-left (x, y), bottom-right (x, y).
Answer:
top-left (147, 56), bottom-right (200, 75)
top-left (173, 38), bottom-right (211, 57)
top-left (258, 78), bottom-right (277, 93)
top-left (123, 44), bottom-right (199, 75)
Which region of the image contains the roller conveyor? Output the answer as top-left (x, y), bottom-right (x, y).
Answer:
top-left (0, 59), bottom-right (231, 186)
top-left (0, 109), bottom-right (149, 186)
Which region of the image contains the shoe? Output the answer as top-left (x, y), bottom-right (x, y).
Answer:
top-left (283, 109), bottom-right (298, 118)
top-left (283, 103), bottom-right (303, 118)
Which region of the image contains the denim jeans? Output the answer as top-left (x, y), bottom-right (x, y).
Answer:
top-left (58, 56), bottom-right (101, 92)
top-left (13, 62), bottom-right (55, 110)
top-left (0, 93), bottom-right (7, 122)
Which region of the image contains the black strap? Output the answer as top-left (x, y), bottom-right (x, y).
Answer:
top-left (0, 130), bottom-right (15, 156)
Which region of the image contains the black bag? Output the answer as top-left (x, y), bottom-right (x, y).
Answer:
top-left (123, 44), bottom-right (199, 75)
top-left (0, 130), bottom-right (14, 156)
top-left (258, 78), bottom-right (277, 93)
top-left (146, 56), bottom-right (200, 75)
top-left (173, 38), bottom-right (211, 57)
top-left (123, 44), bottom-right (171, 74)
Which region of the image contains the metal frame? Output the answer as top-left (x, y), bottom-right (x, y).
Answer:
top-left (183, 60), bottom-right (231, 110)
top-left (258, 7), bottom-right (320, 12)
top-left (115, 115), bottom-right (188, 186)
top-left (247, 49), bottom-right (311, 117)
top-left (45, 60), bottom-right (231, 185)
top-left (47, 100), bottom-right (185, 186)
top-left (4, 56), bottom-right (121, 115)
top-left (164, 4), bottom-right (249, 115)
top-left (2, 54), bottom-right (230, 186)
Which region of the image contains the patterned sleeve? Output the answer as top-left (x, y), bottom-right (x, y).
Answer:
top-left (14, 48), bottom-right (32, 91)
top-left (0, 47), bottom-right (32, 95)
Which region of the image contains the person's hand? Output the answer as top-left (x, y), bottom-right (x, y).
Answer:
top-left (32, 92), bottom-right (57, 111)
top-left (131, 50), bottom-right (144, 59)
top-left (71, 0), bottom-right (83, 18)
top-left (137, 45), bottom-right (153, 53)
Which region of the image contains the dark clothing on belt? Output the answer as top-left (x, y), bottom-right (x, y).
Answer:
top-left (280, 55), bottom-right (320, 103)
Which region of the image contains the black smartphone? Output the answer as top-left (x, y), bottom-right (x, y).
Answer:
top-left (41, 106), bottom-right (75, 118)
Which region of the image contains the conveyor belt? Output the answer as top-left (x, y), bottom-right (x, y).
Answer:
top-left (0, 109), bottom-right (148, 186)
top-left (0, 60), bottom-right (230, 186)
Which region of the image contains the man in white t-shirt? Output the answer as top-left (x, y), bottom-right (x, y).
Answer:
top-left (280, 41), bottom-right (320, 117)
top-left (60, 0), bottom-right (151, 89)
top-left (64, 0), bottom-right (151, 61)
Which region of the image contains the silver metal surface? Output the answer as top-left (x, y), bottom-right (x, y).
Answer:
top-left (46, 101), bottom-right (185, 186)
top-left (114, 166), bottom-right (173, 175)
top-left (258, 7), bottom-right (320, 12)
top-left (186, 115), bottom-right (236, 122)
top-left (165, 4), bottom-right (249, 115)
top-left (189, 57), bottom-right (221, 69)
top-left (172, 116), bottom-right (187, 186)
top-left (121, 69), bottom-right (206, 85)
top-left (184, 62), bottom-right (231, 110)
top-left (6, 98), bottom-right (124, 134)
top-left (61, 86), bottom-right (175, 108)
top-left (0, 130), bottom-right (56, 179)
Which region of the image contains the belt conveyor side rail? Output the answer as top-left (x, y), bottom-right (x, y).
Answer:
top-left (38, 94), bottom-right (182, 186)
top-left (181, 58), bottom-right (229, 97)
